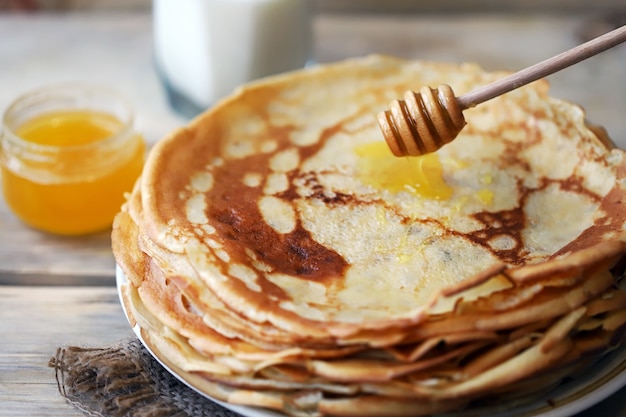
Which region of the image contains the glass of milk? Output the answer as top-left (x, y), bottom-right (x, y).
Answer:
top-left (153, 0), bottom-right (313, 118)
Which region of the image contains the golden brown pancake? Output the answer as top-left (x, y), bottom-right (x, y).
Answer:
top-left (112, 55), bottom-right (626, 416)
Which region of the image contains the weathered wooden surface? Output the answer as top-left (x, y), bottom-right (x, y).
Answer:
top-left (0, 286), bottom-right (134, 417)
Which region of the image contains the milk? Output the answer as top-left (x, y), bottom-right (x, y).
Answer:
top-left (153, 0), bottom-right (312, 116)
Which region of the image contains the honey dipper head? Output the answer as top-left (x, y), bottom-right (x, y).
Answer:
top-left (378, 85), bottom-right (466, 157)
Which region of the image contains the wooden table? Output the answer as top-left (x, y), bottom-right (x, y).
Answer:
top-left (1, 10), bottom-right (625, 417)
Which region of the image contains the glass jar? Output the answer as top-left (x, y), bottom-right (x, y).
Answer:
top-left (0, 84), bottom-right (145, 235)
top-left (153, 0), bottom-right (313, 117)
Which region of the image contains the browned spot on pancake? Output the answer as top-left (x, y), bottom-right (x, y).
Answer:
top-left (558, 174), bottom-right (603, 201)
top-left (286, 171), bottom-right (354, 205)
top-left (469, 207), bottom-right (527, 265)
top-left (463, 176), bottom-right (604, 264)
top-left (555, 183), bottom-right (626, 256)
top-left (207, 156), bottom-right (348, 284)
top-left (205, 119), bottom-right (352, 287)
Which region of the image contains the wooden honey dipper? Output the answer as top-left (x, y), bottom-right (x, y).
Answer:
top-left (378, 25), bottom-right (626, 157)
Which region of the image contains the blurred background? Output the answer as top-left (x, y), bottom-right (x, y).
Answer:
top-left (0, 0), bottom-right (625, 14)
top-left (0, 0), bottom-right (623, 141)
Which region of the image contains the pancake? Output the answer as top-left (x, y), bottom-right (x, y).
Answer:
top-left (139, 55), bottom-right (625, 337)
top-left (112, 55), bottom-right (626, 416)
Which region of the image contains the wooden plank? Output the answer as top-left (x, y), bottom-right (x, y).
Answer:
top-left (0, 286), bottom-right (134, 417)
top-left (0, 195), bottom-right (117, 285)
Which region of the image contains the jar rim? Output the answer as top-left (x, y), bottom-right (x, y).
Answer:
top-left (1, 83), bottom-right (135, 153)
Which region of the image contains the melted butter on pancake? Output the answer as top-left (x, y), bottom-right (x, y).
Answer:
top-left (475, 189), bottom-right (494, 205)
top-left (355, 141), bottom-right (453, 200)
top-left (354, 141), bottom-right (494, 205)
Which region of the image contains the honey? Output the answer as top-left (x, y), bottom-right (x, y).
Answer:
top-left (355, 141), bottom-right (452, 200)
top-left (1, 86), bottom-right (145, 235)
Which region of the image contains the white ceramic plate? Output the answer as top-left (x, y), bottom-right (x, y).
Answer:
top-left (116, 266), bottom-right (626, 417)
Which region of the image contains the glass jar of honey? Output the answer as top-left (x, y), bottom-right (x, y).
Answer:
top-left (0, 85), bottom-right (145, 235)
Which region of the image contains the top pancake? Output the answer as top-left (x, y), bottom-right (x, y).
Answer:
top-left (138, 55), bottom-right (626, 339)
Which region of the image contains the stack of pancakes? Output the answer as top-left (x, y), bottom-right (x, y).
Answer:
top-left (113, 56), bottom-right (626, 417)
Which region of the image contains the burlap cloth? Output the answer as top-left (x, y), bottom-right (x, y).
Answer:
top-left (49, 337), bottom-right (242, 417)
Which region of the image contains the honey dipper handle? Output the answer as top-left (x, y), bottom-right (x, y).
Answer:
top-left (457, 25), bottom-right (626, 109)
